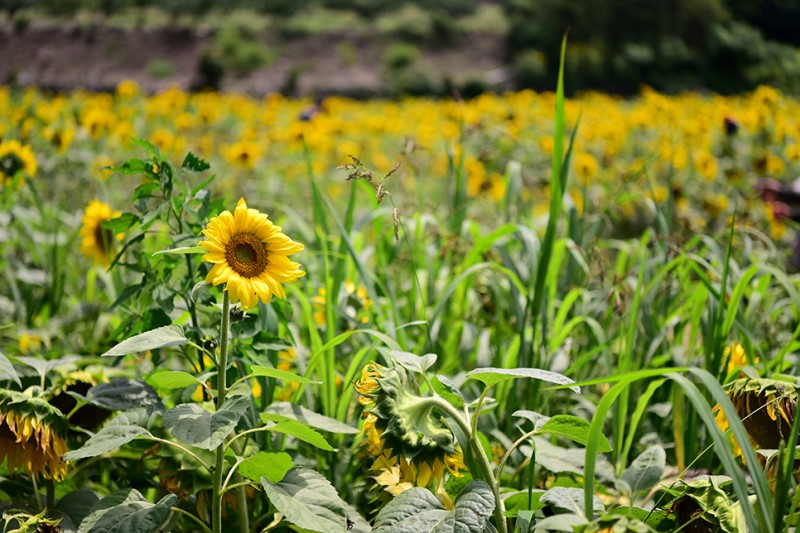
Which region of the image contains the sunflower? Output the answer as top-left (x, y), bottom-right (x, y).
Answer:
top-left (355, 362), bottom-right (466, 503)
top-left (200, 198), bottom-right (305, 310)
top-left (0, 139), bottom-right (37, 186)
top-left (80, 199), bottom-right (122, 265)
top-left (0, 389), bottom-right (69, 481)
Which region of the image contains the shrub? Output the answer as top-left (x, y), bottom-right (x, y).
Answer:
top-left (382, 42), bottom-right (420, 71)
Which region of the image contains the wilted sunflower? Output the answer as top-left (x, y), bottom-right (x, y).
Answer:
top-left (80, 199), bottom-right (122, 265)
top-left (355, 362), bottom-right (466, 502)
top-left (0, 390), bottom-right (69, 480)
top-left (200, 198), bottom-right (305, 310)
top-left (0, 139), bottom-right (37, 186)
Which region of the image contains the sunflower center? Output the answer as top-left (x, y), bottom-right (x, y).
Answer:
top-left (94, 224), bottom-right (115, 254)
top-left (0, 154), bottom-right (23, 177)
top-left (225, 233), bottom-right (268, 278)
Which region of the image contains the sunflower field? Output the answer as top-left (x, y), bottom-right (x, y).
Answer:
top-left (3, 47), bottom-right (800, 533)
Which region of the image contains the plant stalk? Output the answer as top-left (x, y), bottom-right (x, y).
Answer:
top-left (431, 397), bottom-right (507, 533)
top-left (212, 292), bottom-right (231, 533)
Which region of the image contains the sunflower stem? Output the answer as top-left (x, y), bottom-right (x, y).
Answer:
top-left (430, 397), bottom-right (507, 533)
top-left (212, 291), bottom-right (231, 533)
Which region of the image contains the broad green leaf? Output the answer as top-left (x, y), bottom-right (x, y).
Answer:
top-left (373, 482), bottom-right (495, 533)
top-left (371, 488), bottom-right (447, 533)
top-left (536, 415), bottom-right (611, 452)
top-left (533, 513), bottom-right (588, 532)
top-left (163, 395), bottom-right (249, 450)
top-left (503, 490), bottom-right (545, 514)
top-left (102, 325), bottom-right (187, 357)
top-left (541, 487), bottom-right (604, 517)
top-left (152, 245), bottom-right (206, 256)
top-left (181, 152), bottom-right (211, 172)
top-left (238, 451), bottom-right (293, 483)
top-left (0, 351), bottom-right (21, 386)
top-left (616, 445), bottom-right (666, 500)
top-left (78, 489), bottom-right (176, 533)
top-left (56, 489), bottom-right (101, 530)
top-left (513, 410), bottom-right (550, 431)
top-left (249, 365), bottom-right (320, 385)
top-left (431, 481), bottom-right (494, 533)
top-left (388, 350), bottom-right (437, 374)
top-left (431, 375), bottom-right (465, 409)
top-left (268, 420), bottom-right (335, 451)
top-left (147, 370), bottom-right (202, 390)
top-left (101, 213), bottom-right (139, 234)
top-left (63, 424), bottom-right (151, 461)
top-left (86, 379), bottom-right (164, 411)
top-left (261, 468), bottom-right (350, 533)
top-left (466, 367), bottom-right (580, 394)
top-left (263, 402), bottom-right (358, 434)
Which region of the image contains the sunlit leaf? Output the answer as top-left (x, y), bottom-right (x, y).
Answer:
top-left (163, 395), bottom-right (249, 450)
top-left (102, 325), bottom-right (187, 357)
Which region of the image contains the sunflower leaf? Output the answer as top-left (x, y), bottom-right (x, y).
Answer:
top-left (101, 213), bottom-right (139, 234)
top-left (261, 468), bottom-right (350, 533)
top-left (63, 424), bottom-right (152, 461)
top-left (466, 367), bottom-right (580, 394)
top-left (387, 350), bottom-right (437, 374)
top-left (86, 379), bottom-right (164, 411)
top-left (181, 152), bottom-right (211, 172)
top-left (102, 325), bottom-right (188, 357)
top-left (616, 445), bottom-right (666, 500)
top-left (147, 370), bottom-right (202, 390)
top-left (535, 415), bottom-right (612, 452)
top-left (0, 351), bottom-right (21, 386)
top-left (248, 365), bottom-right (320, 385)
top-left (77, 489), bottom-right (176, 533)
top-left (263, 402), bottom-right (358, 434)
top-left (163, 395), bottom-right (249, 450)
top-left (267, 420), bottom-right (335, 451)
top-left (239, 451), bottom-right (294, 483)
top-left (152, 245), bottom-right (206, 256)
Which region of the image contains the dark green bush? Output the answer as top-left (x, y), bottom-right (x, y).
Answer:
top-left (382, 42), bottom-right (420, 71)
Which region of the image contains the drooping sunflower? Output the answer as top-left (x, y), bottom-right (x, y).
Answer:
top-left (355, 362), bottom-right (466, 503)
top-left (200, 198), bottom-right (305, 310)
top-left (0, 389), bottom-right (69, 481)
top-left (80, 199), bottom-right (122, 265)
top-left (0, 139), bottom-right (37, 186)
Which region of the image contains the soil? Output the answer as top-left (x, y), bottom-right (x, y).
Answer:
top-left (0, 22), bottom-right (510, 97)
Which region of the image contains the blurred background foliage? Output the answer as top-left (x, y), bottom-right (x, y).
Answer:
top-left (1, 0), bottom-right (800, 95)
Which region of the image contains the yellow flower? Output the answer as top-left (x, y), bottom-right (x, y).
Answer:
top-left (573, 151), bottom-right (599, 185)
top-left (222, 141), bottom-right (263, 170)
top-left (80, 199), bottom-right (122, 265)
top-left (724, 343), bottom-right (757, 375)
top-left (0, 390), bottom-right (69, 481)
top-left (200, 198), bottom-right (305, 310)
top-left (0, 140), bottom-right (37, 186)
top-left (18, 333), bottom-right (42, 353)
top-left (116, 79), bottom-right (140, 99)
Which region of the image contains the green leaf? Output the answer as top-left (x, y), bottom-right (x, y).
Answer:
top-left (262, 402), bottom-right (358, 434)
top-left (86, 379), bottom-right (164, 411)
top-left (78, 489), bottom-right (176, 533)
top-left (249, 365), bottom-right (320, 385)
top-left (163, 395), bottom-right (249, 450)
top-left (431, 481), bottom-right (494, 533)
top-left (0, 351), bottom-right (21, 386)
top-left (373, 482), bottom-right (495, 532)
top-left (430, 375), bottom-right (465, 409)
top-left (466, 367), bottom-right (580, 394)
top-left (102, 325), bottom-right (187, 357)
top-left (56, 490), bottom-right (101, 531)
top-left (181, 152), bottom-right (211, 172)
top-left (239, 451), bottom-right (294, 483)
top-left (532, 513), bottom-right (588, 532)
top-left (101, 213), bottom-right (139, 234)
top-left (268, 420), bottom-right (335, 451)
top-left (536, 415), bottom-right (611, 452)
top-left (616, 445), bottom-right (666, 500)
top-left (152, 245), bottom-right (206, 256)
top-left (541, 487), bottom-right (604, 517)
top-left (147, 370), bottom-right (202, 390)
top-left (369, 487), bottom-right (434, 532)
top-left (261, 468), bottom-right (350, 533)
top-left (63, 423), bottom-right (151, 461)
top-left (388, 350), bottom-right (437, 374)
top-left (110, 158), bottom-right (146, 175)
